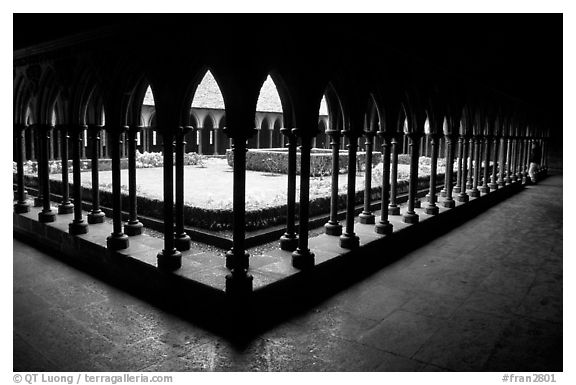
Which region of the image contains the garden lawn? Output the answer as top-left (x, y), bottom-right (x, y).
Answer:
top-left (48, 158), bottom-right (445, 211)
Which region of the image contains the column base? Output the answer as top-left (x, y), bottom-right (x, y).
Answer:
top-left (339, 232), bottom-right (359, 249)
top-left (413, 199), bottom-right (421, 208)
top-left (279, 233), bottom-right (299, 251)
top-left (457, 193), bottom-right (469, 203)
top-left (425, 193), bottom-right (436, 204)
top-left (443, 199), bottom-right (455, 208)
top-left (488, 183), bottom-right (498, 191)
top-left (439, 189), bottom-right (447, 198)
top-left (479, 186), bottom-right (490, 194)
top-left (34, 197), bottom-right (43, 207)
top-left (324, 222), bottom-right (342, 236)
top-left (69, 220), bottom-right (88, 235)
top-left (453, 186), bottom-right (461, 194)
top-left (225, 249), bottom-right (249, 270)
top-left (225, 272), bottom-right (253, 297)
top-left (157, 248), bottom-right (182, 270)
top-left (87, 210), bottom-right (106, 224)
top-left (124, 220), bottom-right (144, 236)
top-left (292, 247), bottom-right (315, 269)
top-left (38, 210), bottom-right (56, 223)
top-left (388, 205), bottom-right (400, 216)
top-left (466, 182), bottom-right (472, 190)
top-left (469, 188), bottom-right (480, 198)
top-left (58, 202), bottom-right (74, 214)
top-left (359, 212), bottom-right (375, 224)
top-left (403, 212), bottom-right (419, 224)
top-left (497, 181), bottom-right (505, 188)
top-left (107, 233), bottom-right (130, 251)
top-left (425, 204), bottom-right (439, 215)
top-left (374, 221), bottom-right (393, 235)
top-left (14, 201), bottom-right (30, 214)
top-left (174, 232), bottom-right (191, 251)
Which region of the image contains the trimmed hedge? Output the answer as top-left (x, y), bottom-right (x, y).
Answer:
top-left (17, 170), bottom-right (449, 232)
top-left (226, 148), bottom-right (382, 177)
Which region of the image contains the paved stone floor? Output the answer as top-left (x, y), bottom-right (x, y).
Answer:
top-left (13, 176), bottom-right (563, 372)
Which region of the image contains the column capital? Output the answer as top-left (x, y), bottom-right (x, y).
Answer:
top-left (222, 126), bottom-right (257, 140)
top-left (325, 128), bottom-right (341, 138)
top-left (376, 130), bottom-right (395, 139)
top-left (280, 127), bottom-right (294, 137)
top-left (341, 129), bottom-right (361, 139)
top-left (363, 130), bottom-right (377, 139)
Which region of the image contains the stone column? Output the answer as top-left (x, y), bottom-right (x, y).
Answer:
top-left (516, 137), bottom-right (525, 182)
top-left (292, 128), bottom-right (316, 266)
top-left (56, 124), bottom-right (74, 214)
top-left (439, 135), bottom-right (449, 198)
top-left (505, 136), bottom-right (512, 184)
top-left (33, 125), bottom-right (43, 207)
top-left (69, 125), bottom-right (88, 235)
top-left (106, 126), bottom-right (130, 251)
top-left (38, 124), bottom-right (56, 223)
top-left (403, 133), bottom-right (421, 223)
top-left (470, 136), bottom-right (481, 198)
top-left (425, 134), bottom-right (440, 215)
top-left (388, 134), bottom-right (401, 215)
top-left (225, 132), bottom-right (253, 296)
top-left (454, 136), bottom-right (463, 194)
top-left (443, 134), bottom-right (456, 208)
top-left (466, 137), bottom-right (473, 190)
top-left (174, 126), bottom-right (191, 251)
top-left (87, 125), bottom-right (105, 224)
top-left (324, 128), bottom-right (342, 236)
top-left (14, 124), bottom-right (30, 213)
top-left (489, 136), bottom-right (500, 190)
top-left (480, 135), bottom-right (492, 194)
top-left (375, 133), bottom-right (393, 235)
top-left (510, 138), bottom-right (518, 183)
top-left (339, 130), bottom-right (360, 249)
top-left (81, 131), bottom-right (87, 159)
top-left (523, 138), bottom-right (530, 182)
top-left (155, 129), bottom-right (181, 269)
top-left (124, 125), bottom-right (144, 236)
top-left (279, 127), bottom-right (299, 250)
top-left (359, 130), bottom-right (375, 224)
top-left (197, 128), bottom-right (203, 154)
top-left (213, 127), bottom-right (220, 155)
top-left (269, 128), bottom-right (274, 149)
top-left (29, 126), bottom-right (36, 161)
top-left (457, 135), bottom-right (470, 202)
top-left (48, 126), bottom-right (55, 160)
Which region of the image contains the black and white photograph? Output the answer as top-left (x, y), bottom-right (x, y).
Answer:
top-left (8, 5), bottom-right (569, 380)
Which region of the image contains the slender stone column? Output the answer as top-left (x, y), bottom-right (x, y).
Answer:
top-left (197, 128), bottom-right (203, 154)
top-left (504, 136), bottom-right (513, 184)
top-left (124, 125), bottom-right (144, 236)
top-left (48, 126), bottom-right (55, 160)
top-left (470, 137), bottom-right (481, 197)
top-left (489, 136), bottom-right (500, 190)
top-left (510, 138), bottom-right (518, 182)
top-left (56, 124), bottom-right (74, 214)
top-left (443, 134), bottom-right (456, 208)
top-left (106, 126), bottom-right (130, 251)
top-left (29, 126), bottom-right (36, 161)
top-left (213, 127), bottom-right (220, 155)
top-left (174, 126), bottom-right (191, 251)
top-left (279, 127), bottom-right (299, 250)
top-left (255, 129), bottom-right (260, 149)
top-left (516, 138), bottom-right (525, 182)
top-left (457, 136), bottom-right (470, 202)
top-left (454, 136), bottom-right (463, 194)
top-left (439, 135), bottom-right (449, 198)
top-left (292, 128), bottom-right (316, 266)
top-left (156, 129), bottom-right (181, 268)
top-left (340, 130), bottom-right (360, 248)
top-left (269, 128), bottom-right (274, 149)
top-left (403, 133), bottom-right (422, 223)
top-left (324, 128), bottom-right (342, 236)
top-left (388, 134), bottom-right (401, 215)
top-left (87, 125), bottom-right (105, 224)
top-left (464, 137), bottom-right (473, 190)
top-left (425, 134), bottom-right (440, 215)
top-left (14, 124), bottom-right (30, 213)
top-left (359, 130), bottom-right (375, 224)
top-left (480, 136), bottom-right (492, 194)
top-left (38, 124), bottom-right (56, 223)
top-left (33, 125), bottom-right (44, 207)
top-left (69, 125), bottom-right (88, 235)
top-left (375, 133), bottom-right (393, 235)
top-left (225, 133), bottom-right (253, 295)
top-left (81, 131), bottom-right (87, 159)
top-left (523, 138), bottom-right (530, 182)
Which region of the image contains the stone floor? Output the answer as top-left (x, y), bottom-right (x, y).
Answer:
top-left (13, 176), bottom-right (563, 371)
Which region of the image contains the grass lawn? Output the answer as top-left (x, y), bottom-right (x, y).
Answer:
top-left (49, 158), bottom-right (444, 211)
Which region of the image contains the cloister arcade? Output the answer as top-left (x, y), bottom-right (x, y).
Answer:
top-left (13, 27), bottom-right (551, 298)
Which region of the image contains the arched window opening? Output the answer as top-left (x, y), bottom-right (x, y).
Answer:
top-left (255, 75), bottom-right (286, 150)
top-left (190, 71), bottom-right (225, 155)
